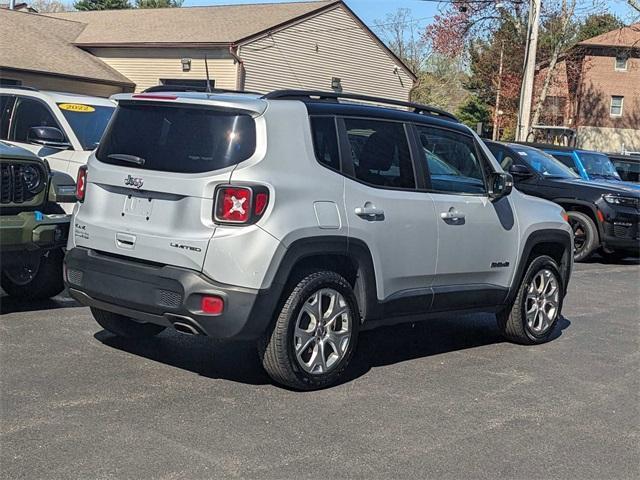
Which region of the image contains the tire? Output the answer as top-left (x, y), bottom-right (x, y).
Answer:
top-left (91, 307), bottom-right (166, 339)
top-left (1, 248), bottom-right (64, 300)
top-left (567, 211), bottom-right (598, 262)
top-left (497, 255), bottom-right (564, 345)
top-left (258, 271), bottom-right (360, 390)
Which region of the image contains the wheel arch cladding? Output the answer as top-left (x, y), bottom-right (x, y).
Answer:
top-left (266, 236), bottom-right (380, 324)
top-left (507, 229), bottom-right (573, 305)
top-left (554, 198), bottom-right (603, 241)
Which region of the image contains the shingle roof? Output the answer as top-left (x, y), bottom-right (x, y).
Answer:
top-left (48, 1), bottom-right (337, 46)
top-left (0, 9), bottom-right (134, 85)
top-left (578, 23), bottom-right (640, 49)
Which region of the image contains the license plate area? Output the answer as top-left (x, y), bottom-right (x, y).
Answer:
top-left (123, 193), bottom-right (153, 219)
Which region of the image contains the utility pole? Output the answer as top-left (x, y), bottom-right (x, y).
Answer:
top-left (492, 41), bottom-right (505, 141)
top-left (516, 0), bottom-right (541, 141)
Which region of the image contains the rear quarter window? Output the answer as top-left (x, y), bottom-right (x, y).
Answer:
top-left (96, 102), bottom-right (256, 174)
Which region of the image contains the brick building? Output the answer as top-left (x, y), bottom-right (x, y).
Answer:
top-left (534, 24), bottom-right (640, 153)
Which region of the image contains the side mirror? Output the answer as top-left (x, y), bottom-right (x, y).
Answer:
top-left (27, 126), bottom-right (71, 150)
top-left (509, 164), bottom-right (534, 179)
top-left (488, 171), bottom-right (513, 201)
top-left (48, 170), bottom-right (77, 203)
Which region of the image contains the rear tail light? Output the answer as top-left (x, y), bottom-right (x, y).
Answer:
top-left (214, 185), bottom-right (269, 225)
top-left (76, 165), bottom-right (87, 202)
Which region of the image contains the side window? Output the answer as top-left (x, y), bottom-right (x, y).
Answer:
top-left (310, 117), bottom-right (340, 171)
top-left (10, 97), bottom-right (61, 143)
top-left (416, 125), bottom-right (486, 194)
top-left (551, 153), bottom-right (577, 173)
top-left (344, 118), bottom-right (415, 189)
top-left (0, 95), bottom-right (16, 140)
top-left (487, 144), bottom-right (515, 170)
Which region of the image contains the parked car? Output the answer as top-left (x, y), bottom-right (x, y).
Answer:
top-left (519, 143), bottom-right (640, 190)
top-left (0, 87), bottom-right (115, 209)
top-left (65, 89), bottom-right (573, 390)
top-left (0, 142), bottom-right (76, 299)
top-left (486, 141), bottom-right (640, 262)
top-left (609, 153), bottom-right (640, 183)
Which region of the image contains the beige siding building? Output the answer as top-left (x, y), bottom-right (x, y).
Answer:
top-left (9, 1), bottom-right (415, 100)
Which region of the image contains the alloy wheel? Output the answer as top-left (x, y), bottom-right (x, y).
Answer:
top-left (569, 217), bottom-right (587, 254)
top-left (525, 268), bottom-right (560, 335)
top-left (293, 288), bottom-right (351, 375)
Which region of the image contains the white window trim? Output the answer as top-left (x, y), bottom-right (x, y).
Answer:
top-left (610, 96), bottom-right (624, 117)
top-left (614, 55), bottom-right (628, 71)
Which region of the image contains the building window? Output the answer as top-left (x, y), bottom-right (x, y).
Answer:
top-left (610, 96), bottom-right (624, 117)
top-left (614, 55), bottom-right (628, 71)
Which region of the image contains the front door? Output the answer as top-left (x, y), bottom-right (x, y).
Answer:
top-left (414, 125), bottom-right (519, 309)
top-left (341, 117), bottom-right (438, 311)
top-left (6, 96), bottom-right (75, 173)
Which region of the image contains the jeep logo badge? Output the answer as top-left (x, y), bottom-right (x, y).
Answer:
top-left (124, 175), bottom-right (144, 189)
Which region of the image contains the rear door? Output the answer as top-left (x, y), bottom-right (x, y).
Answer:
top-left (415, 125), bottom-right (519, 306)
top-left (73, 99), bottom-right (260, 272)
top-left (341, 117), bottom-right (438, 309)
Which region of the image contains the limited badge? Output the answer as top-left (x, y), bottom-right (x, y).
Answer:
top-left (58, 103), bottom-right (96, 113)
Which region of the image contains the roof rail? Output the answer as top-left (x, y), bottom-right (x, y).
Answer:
top-left (262, 90), bottom-right (459, 122)
top-left (143, 85), bottom-right (262, 95)
top-left (0, 85), bottom-right (39, 92)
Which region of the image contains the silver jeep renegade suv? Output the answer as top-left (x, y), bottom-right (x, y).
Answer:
top-left (65, 89), bottom-right (573, 390)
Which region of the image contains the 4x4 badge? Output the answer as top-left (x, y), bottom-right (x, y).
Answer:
top-left (124, 175), bottom-right (144, 189)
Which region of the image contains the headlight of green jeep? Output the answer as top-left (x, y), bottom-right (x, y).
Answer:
top-left (22, 165), bottom-right (42, 193)
top-left (602, 194), bottom-right (639, 208)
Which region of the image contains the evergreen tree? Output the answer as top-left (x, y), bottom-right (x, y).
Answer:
top-left (74, 0), bottom-right (131, 10)
top-left (136, 0), bottom-right (183, 7)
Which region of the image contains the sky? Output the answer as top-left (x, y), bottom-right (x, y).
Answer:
top-left (182, 0), bottom-right (639, 31)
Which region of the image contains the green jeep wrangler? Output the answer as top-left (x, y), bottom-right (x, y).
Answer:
top-left (0, 142), bottom-right (76, 299)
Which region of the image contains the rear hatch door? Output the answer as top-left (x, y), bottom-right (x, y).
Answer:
top-left (73, 96), bottom-right (264, 271)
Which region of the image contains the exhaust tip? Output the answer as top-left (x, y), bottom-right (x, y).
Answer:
top-left (171, 321), bottom-right (201, 335)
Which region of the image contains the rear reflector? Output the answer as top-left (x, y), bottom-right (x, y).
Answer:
top-left (254, 192), bottom-right (269, 216)
top-left (76, 165), bottom-right (87, 202)
top-left (201, 296), bottom-right (224, 315)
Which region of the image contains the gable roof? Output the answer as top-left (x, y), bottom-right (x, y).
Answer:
top-left (48, 1), bottom-right (338, 46)
top-left (0, 9), bottom-right (134, 86)
top-left (578, 23), bottom-right (640, 49)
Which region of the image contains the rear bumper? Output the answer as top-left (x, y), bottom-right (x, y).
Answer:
top-left (64, 247), bottom-right (274, 340)
top-left (0, 211), bottom-right (70, 251)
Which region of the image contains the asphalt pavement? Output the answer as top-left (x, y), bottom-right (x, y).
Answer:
top-left (1, 257), bottom-right (639, 479)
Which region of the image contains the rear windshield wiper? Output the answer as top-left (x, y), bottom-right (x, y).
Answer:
top-left (107, 153), bottom-right (146, 165)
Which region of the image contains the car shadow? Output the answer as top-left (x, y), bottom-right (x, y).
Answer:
top-left (95, 313), bottom-right (571, 389)
top-left (0, 290), bottom-right (82, 315)
top-left (583, 254), bottom-right (640, 266)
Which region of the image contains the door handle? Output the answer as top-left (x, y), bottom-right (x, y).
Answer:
top-left (355, 205), bottom-right (384, 218)
top-left (116, 232), bottom-right (136, 249)
top-left (440, 210), bottom-right (466, 220)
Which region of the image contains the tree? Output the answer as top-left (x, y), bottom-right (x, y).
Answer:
top-left (375, 8), bottom-right (431, 74)
top-left (30, 0), bottom-right (70, 12)
top-left (375, 8), bottom-right (468, 110)
top-left (456, 96), bottom-right (491, 133)
top-left (577, 13), bottom-right (625, 41)
top-left (74, 0), bottom-right (131, 9)
top-left (136, 0), bottom-right (183, 7)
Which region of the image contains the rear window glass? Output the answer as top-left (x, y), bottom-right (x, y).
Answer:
top-left (96, 103), bottom-right (256, 173)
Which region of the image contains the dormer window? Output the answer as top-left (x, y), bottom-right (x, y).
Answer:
top-left (615, 55), bottom-right (628, 71)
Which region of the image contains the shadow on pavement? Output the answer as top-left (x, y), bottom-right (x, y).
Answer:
top-left (0, 291), bottom-right (81, 315)
top-left (583, 254), bottom-right (640, 266)
top-left (95, 313), bottom-right (571, 388)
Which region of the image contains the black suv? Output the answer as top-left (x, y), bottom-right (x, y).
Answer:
top-left (486, 141), bottom-right (640, 261)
